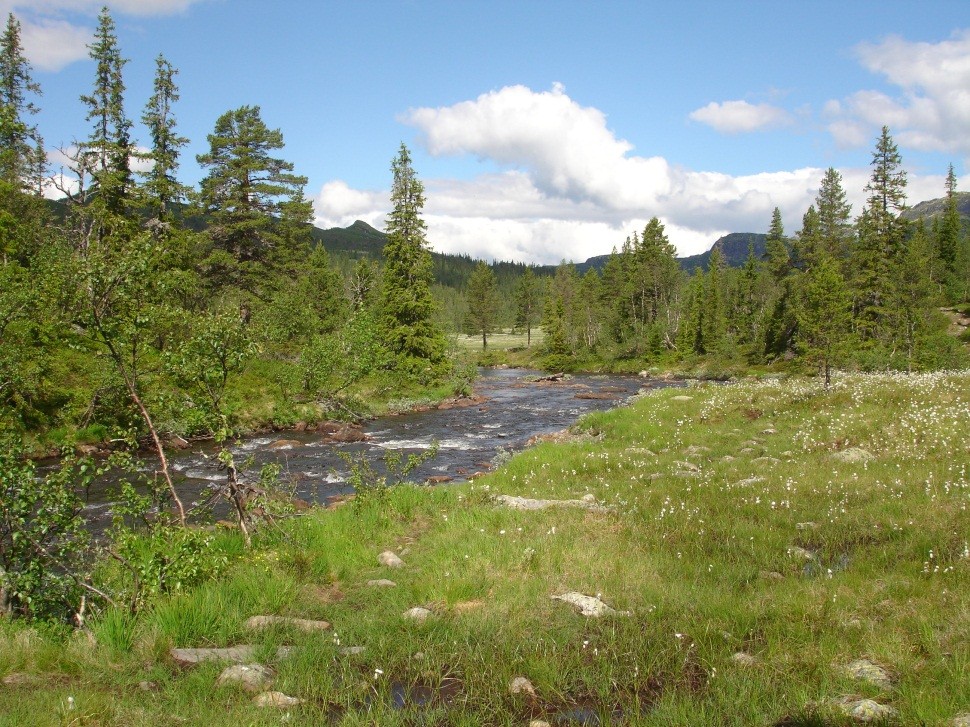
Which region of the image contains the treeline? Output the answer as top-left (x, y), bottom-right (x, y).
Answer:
top-left (480, 129), bottom-right (968, 377)
top-left (0, 9), bottom-right (453, 451)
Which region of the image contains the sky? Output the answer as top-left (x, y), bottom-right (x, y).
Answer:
top-left (8, 0), bottom-right (970, 264)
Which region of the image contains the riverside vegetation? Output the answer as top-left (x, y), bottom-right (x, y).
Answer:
top-left (1, 372), bottom-right (968, 725)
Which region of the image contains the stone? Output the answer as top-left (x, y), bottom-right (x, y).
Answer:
top-left (402, 607), bottom-right (432, 623)
top-left (367, 579), bottom-right (397, 587)
top-left (835, 697), bottom-right (895, 722)
top-left (844, 659), bottom-right (893, 689)
top-left (138, 681), bottom-right (158, 691)
top-left (509, 676), bottom-right (536, 696)
top-left (833, 447), bottom-right (874, 463)
top-left (759, 570), bottom-right (784, 581)
top-left (268, 439), bottom-right (302, 450)
top-left (245, 615), bottom-right (331, 632)
top-left (671, 395), bottom-right (693, 401)
top-left (673, 460), bottom-right (700, 472)
top-left (378, 550), bottom-right (405, 568)
top-left (796, 522), bottom-right (818, 530)
top-left (952, 714), bottom-right (970, 727)
top-left (253, 691), bottom-right (302, 707)
top-left (530, 721), bottom-right (552, 727)
top-left (1, 672), bottom-right (35, 686)
top-left (320, 424), bottom-right (368, 443)
top-left (170, 646), bottom-right (290, 666)
top-left (425, 475), bottom-right (453, 484)
top-left (493, 494), bottom-right (608, 513)
top-left (736, 476), bottom-right (765, 486)
top-left (731, 652), bottom-right (759, 666)
top-left (788, 546), bottom-right (815, 560)
top-left (550, 592), bottom-right (630, 617)
top-left (340, 646), bottom-right (366, 656)
top-left (216, 663), bottom-right (273, 692)
top-left (753, 456), bottom-right (780, 465)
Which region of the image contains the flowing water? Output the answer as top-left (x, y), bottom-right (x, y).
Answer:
top-left (78, 368), bottom-right (675, 528)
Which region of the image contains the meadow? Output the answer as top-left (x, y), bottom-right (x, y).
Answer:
top-left (1, 371), bottom-right (967, 726)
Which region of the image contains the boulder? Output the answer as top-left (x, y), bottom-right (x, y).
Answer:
top-left (268, 439), bottom-right (302, 450)
top-left (835, 697), bottom-right (895, 722)
top-left (170, 646), bottom-right (291, 666)
top-left (402, 607), bottom-right (432, 623)
top-left (494, 494), bottom-right (608, 513)
top-left (425, 475), bottom-right (453, 484)
top-left (833, 447), bottom-right (874, 463)
top-left (844, 659), bottom-right (893, 689)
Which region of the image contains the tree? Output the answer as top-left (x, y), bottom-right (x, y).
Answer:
top-left (764, 207), bottom-right (790, 283)
top-left (78, 7), bottom-right (132, 218)
top-left (937, 164), bottom-right (960, 282)
top-left (815, 167), bottom-right (853, 262)
top-left (0, 13), bottom-right (43, 191)
top-left (796, 251), bottom-right (851, 386)
top-left (893, 222), bottom-right (936, 371)
top-left (514, 267), bottom-right (542, 346)
top-left (851, 126), bottom-right (908, 344)
top-left (197, 105), bottom-right (312, 290)
top-left (140, 54), bottom-right (189, 221)
top-left (378, 143), bottom-right (447, 375)
top-left (465, 261), bottom-right (498, 349)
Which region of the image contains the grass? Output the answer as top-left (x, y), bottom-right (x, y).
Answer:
top-left (1, 371), bottom-right (968, 725)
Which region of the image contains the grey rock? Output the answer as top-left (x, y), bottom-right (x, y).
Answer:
top-left (245, 615), bottom-right (331, 632)
top-left (731, 652), bottom-right (759, 666)
top-left (171, 645), bottom-right (291, 666)
top-left (367, 578), bottom-right (397, 587)
top-left (340, 646), bottom-right (366, 656)
top-left (952, 714), bottom-right (970, 727)
top-left (253, 691), bottom-right (302, 707)
top-left (788, 547), bottom-right (815, 560)
top-left (671, 395), bottom-right (693, 401)
top-left (402, 607), bottom-right (432, 623)
top-left (753, 456), bottom-right (780, 465)
top-left (378, 550), bottom-right (405, 568)
top-left (844, 659), bottom-right (893, 689)
top-left (493, 494), bottom-right (608, 513)
top-left (550, 592), bottom-right (630, 617)
top-left (216, 663), bottom-right (273, 692)
top-left (833, 447), bottom-right (874, 463)
top-left (835, 697), bottom-right (895, 722)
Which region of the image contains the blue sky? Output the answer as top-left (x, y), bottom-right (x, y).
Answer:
top-left (9, 0), bottom-right (970, 263)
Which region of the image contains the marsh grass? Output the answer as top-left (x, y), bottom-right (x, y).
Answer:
top-left (1, 371), bottom-right (967, 725)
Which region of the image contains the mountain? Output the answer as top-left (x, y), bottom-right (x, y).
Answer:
top-left (677, 232), bottom-right (767, 272)
top-left (901, 191), bottom-right (970, 224)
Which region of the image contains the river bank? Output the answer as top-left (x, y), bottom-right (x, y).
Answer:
top-left (3, 370), bottom-right (968, 725)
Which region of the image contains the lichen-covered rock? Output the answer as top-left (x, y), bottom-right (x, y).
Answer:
top-left (550, 592), bottom-right (630, 617)
top-left (844, 659), bottom-right (893, 689)
top-left (216, 663), bottom-right (273, 692)
top-left (509, 676), bottom-right (536, 696)
top-left (833, 447), bottom-right (874, 463)
top-left (253, 691), bottom-right (302, 707)
top-left (402, 607), bottom-right (432, 623)
top-left (245, 615), bottom-right (331, 632)
top-left (836, 697), bottom-right (895, 722)
top-left (367, 578), bottom-right (397, 587)
top-left (378, 550), bottom-right (404, 568)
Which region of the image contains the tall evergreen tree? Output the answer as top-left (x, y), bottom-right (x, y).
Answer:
top-left (79, 7), bottom-right (132, 216)
top-left (514, 267), bottom-right (542, 347)
top-left (465, 261), bottom-right (498, 349)
top-left (937, 164), bottom-right (960, 281)
top-left (140, 54), bottom-right (189, 221)
top-left (796, 251), bottom-right (851, 386)
top-left (764, 207), bottom-right (790, 283)
top-left (815, 167), bottom-right (853, 261)
top-left (378, 143), bottom-right (447, 374)
top-left (197, 105), bottom-right (312, 290)
top-left (0, 13), bottom-right (43, 190)
top-left (851, 126), bottom-right (908, 344)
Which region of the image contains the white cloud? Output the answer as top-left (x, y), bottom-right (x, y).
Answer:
top-left (688, 100), bottom-right (793, 134)
top-left (826, 29), bottom-right (970, 158)
top-left (313, 84), bottom-right (965, 266)
top-left (3, 0), bottom-right (206, 72)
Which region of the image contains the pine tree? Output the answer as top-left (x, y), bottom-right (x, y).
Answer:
top-left (197, 105), bottom-right (312, 289)
top-left (140, 54), bottom-right (189, 221)
top-left (0, 13), bottom-right (43, 190)
top-left (378, 143), bottom-right (447, 374)
top-left (466, 261), bottom-right (498, 349)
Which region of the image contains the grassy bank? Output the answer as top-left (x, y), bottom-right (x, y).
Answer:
top-left (2, 372), bottom-right (968, 725)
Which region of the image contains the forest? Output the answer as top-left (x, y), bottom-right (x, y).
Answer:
top-left (0, 7), bottom-right (968, 621)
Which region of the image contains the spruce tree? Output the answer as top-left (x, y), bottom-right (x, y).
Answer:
top-left (140, 54), bottom-right (189, 221)
top-left (937, 164), bottom-right (960, 283)
top-left (815, 167), bottom-right (853, 261)
top-left (0, 13), bottom-right (43, 190)
top-left (466, 261), bottom-right (498, 349)
top-left (378, 143), bottom-right (447, 375)
top-left (79, 7), bottom-right (132, 217)
top-left (514, 267), bottom-right (542, 347)
top-left (852, 126), bottom-right (908, 344)
top-left (764, 207), bottom-right (790, 283)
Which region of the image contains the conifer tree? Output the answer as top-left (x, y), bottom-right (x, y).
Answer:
top-left (894, 222), bottom-right (936, 371)
top-left (701, 249), bottom-right (727, 355)
top-left (79, 7), bottom-right (132, 217)
top-left (937, 164), bottom-right (960, 284)
top-left (140, 54), bottom-right (189, 221)
top-left (0, 13), bottom-right (43, 190)
top-left (815, 167), bottom-right (853, 261)
top-left (197, 105), bottom-right (312, 290)
top-left (797, 251), bottom-right (850, 385)
top-left (514, 267), bottom-right (542, 347)
top-left (378, 143), bottom-right (447, 374)
top-left (466, 261), bottom-right (498, 349)
top-left (764, 207), bottom-right (790, 283)
top-left (852, 126), bottom-right (908, 344)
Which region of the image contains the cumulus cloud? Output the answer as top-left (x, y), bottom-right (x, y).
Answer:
top-left (688, 100), bottom-right (793, 134)
top-left (826, 29), bottom-right (970, 157)
top-left (2, 0), bottom-right (206, 71)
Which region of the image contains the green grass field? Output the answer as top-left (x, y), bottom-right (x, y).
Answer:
top-left (1, 371), bottom-right (968, 725)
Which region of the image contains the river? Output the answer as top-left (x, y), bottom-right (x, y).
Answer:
top-left (79, 368), bottom-right (674, 528)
